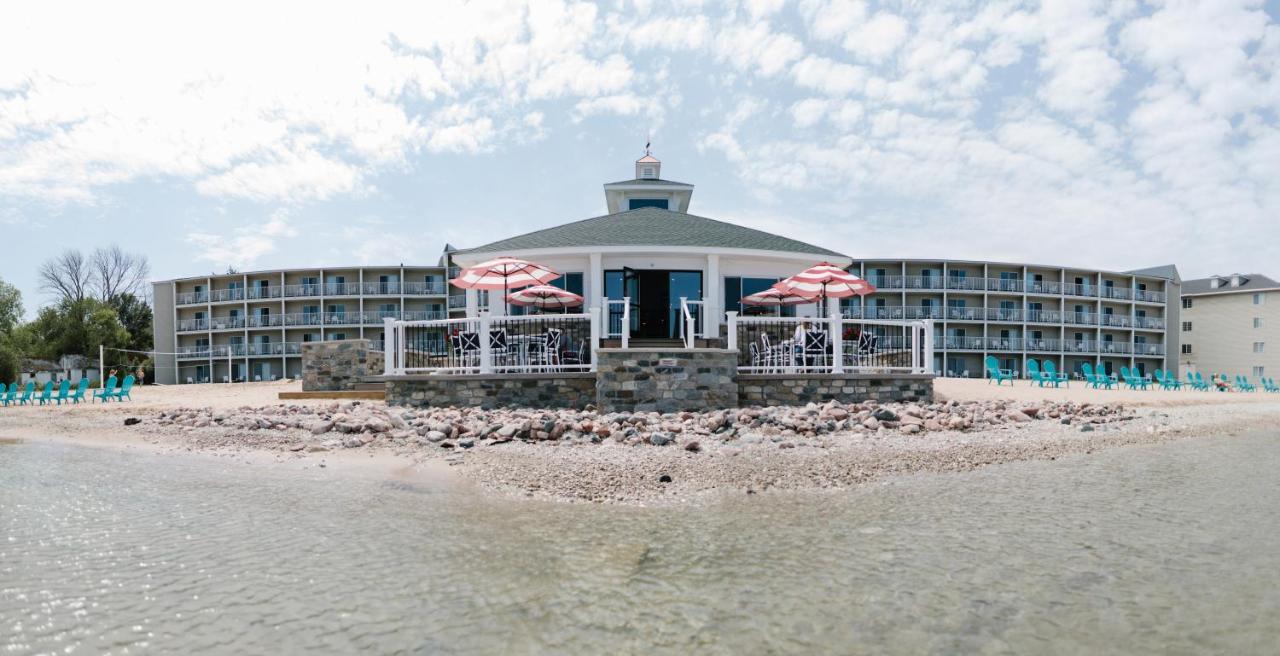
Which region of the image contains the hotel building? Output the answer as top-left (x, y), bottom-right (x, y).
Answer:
top-left (152, 150), bottom-right (1179, 384)
top-left (1179, 273), bottom-right (1280, 380)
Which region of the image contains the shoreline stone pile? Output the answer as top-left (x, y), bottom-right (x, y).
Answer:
top-left (144, 398), bottom-right (1136, 452)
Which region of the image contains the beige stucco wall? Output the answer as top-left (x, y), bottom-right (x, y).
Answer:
top-left (1181, 289), bottom-right (1279, 378)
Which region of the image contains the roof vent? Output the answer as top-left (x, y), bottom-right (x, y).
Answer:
top-left (1230, 274), bottom-right (1246, 287)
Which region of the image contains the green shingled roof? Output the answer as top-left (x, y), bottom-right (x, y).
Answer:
top-left (458, 207), bottom-right (848, 258)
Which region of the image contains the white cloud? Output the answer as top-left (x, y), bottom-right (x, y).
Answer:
top-left (186, 211), bottom-right (299, 269)
top-left (844, 12), bottom-right (909, 61)
top-left (791, 55), bottom-right (866, 96)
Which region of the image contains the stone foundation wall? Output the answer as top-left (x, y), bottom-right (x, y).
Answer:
top-left (596, 348), bottom-right (738, 413)
top-left (302, 340), bottom-right (384, 391)
top-left (737, 374), bottom-right (933, 406)
top-left (385, 374), bottom-right (596, 409)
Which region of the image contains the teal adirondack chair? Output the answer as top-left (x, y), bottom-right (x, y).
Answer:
top-left (1082, 362), bottom-right (1107, 389)
top-left (1, 382), bottom-right (16, 406)
top-left (1099, 365), bottom-right (1119, 388)
top-left (93, 376), bottom-right (117, 403)
top-left (52, 380), bottom-right (71, 405)
top-left (985, 355), bottom-right (1013, 385)
top-left (1042, 360), bottom-right (1069, 387)
top-left (1237, 375), bottom-right (1257, 392)
top-left (1267, 378), bottom-right (1280, 393)
top-left (1026, 359), bottom-right (1047, 386)
top-left (1196, 371), bottom-right (1212, 391)
top-left (1121, 366), bottom-right (1148, 390)
top-left (68, 378), bottom-right (89, 404)
top-left (16, 381), bottom-right (34, 405)
top-left (108, 375), bottom-right (135, 402)
top-left (1155, 369), bottom-right (1179, 391)
top-left (35, 381), bottom-right (54, 405)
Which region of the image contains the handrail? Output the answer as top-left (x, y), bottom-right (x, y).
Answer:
top-left (678, 297), bottom-right (698, 348)
top-left (602, 297), bottom-right (631, 348)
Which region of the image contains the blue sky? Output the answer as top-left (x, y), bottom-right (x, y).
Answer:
top-left (3, 0), bottom-right (1279, 316)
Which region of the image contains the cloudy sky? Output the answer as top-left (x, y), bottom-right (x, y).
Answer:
top-left (3, 0), bottom-right (1278, 313)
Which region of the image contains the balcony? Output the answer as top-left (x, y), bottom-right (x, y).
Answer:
top-left (1101, 286), bottom-right (1132, 300)
top-left (1063, 283), bottom-right (1099, 298)
top-left (361, 282), bottom-right (402, 295)
top-left (246, 285), bottom-right (283, 300)
top-left (985, 308), bottom-right (1023, 322)
top-left (1026, 338), bottom-right (1064, 352)
top-left (282, 284), bottom-right (323, 298)
top-left (403, 281), bottom-right (447, 295)
top-left (209, 287), bottom-right (246, 303)
top-left (1029, 281), bottom-right (1064, 295)
top-left (1064, 340), bottom-right (1097, 354)
top-left (209, 317), bottom-right (246, 330)
top-left (903, 275), bottom-right (945, 290)
top-left (986, 278), bottom-right (1024, 293)
top-left (946, 307), bottom-right (984, 321)
top-left (176, 318), bottom-right (209, 332)
top-left (447, 266), bottom-right (461, 279)
top-left (1064, 311), bottom-right (1098, 326)
top-left (943, 336), bottom-right (986, 350)
top-left (402, 310), bottom-right (447, 321)
top-left (866, 275), bottom-right (905, 289)
top-left (176, 291), bottom-right (210, 305)
top-left (945, 277), bottom-right (986, 292)
top-left (1026, 309), bottom-right (1062, 323)
top-left (1099, 342), bottom-right (1132, 355)
top-left (986, 337), bottom-right (1025, 351)
top-left (246, 342), bottom-right (302, 356)
top-left (1133, 343), bottom-right (1166, 356)
top-left (323, 282), bottom-right (361, 296)
top-left (1100, 314), bottom-right (1132, 328)
top-left (448, 295), bottom-right (467, 309)
top-left (1135, 290), bottom-right (1166, 303)
top-left (1134, 316), bottom-right (1165, 330)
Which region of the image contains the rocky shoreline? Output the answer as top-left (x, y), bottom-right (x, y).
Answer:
top-left (8, 395), bottom-right (1277, 505)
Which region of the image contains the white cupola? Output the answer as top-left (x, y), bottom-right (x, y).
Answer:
top-left (602, 144), bottom-right (695, 213)
top-left (636, 149), bottom-right (661, 180)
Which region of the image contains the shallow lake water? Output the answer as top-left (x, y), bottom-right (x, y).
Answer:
top-left (2, 433), bottom-right (1279, 654)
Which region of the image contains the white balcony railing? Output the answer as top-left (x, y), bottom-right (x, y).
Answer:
top-left (245, 286), bottom-right (283, 300)
top-left (208, 287), bottom-right (246, 303)
top-left (448, 295), bottom-right (467, 309)
top-left (403, 281), bottom-right (447, 295)
top-left (176, 291), bottom-right (210, 305)
top-left (176, 318), bottom-right (209, 332)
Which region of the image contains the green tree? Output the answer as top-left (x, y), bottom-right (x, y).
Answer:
top-left (107, 293), bottom-right (153, 353)
top-left (0, 278), bottom-right (21, 334)
top-left (27, 298), bottom-right (130, 360)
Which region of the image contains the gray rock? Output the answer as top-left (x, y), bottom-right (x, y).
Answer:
top-left (1080, 424), bottom-right (1095, 432)
top-left (310, 420), bottom-right (335, 435)
top-left (650, 433), bottom-right (672, 446)
top-left (458, 438), bottom-right (475, 449)
top-left (426, 430), bottom-right (448, 442)
top-left (872, 408), bottom-right (898, 422)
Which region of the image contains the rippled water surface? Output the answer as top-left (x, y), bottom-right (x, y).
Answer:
top-left (3, 434), bottom-right (1280, 655)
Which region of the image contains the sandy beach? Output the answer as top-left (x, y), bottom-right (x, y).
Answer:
top-left (3, 378), bottom-right (1278, 505)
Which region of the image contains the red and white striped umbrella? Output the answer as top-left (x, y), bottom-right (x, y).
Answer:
top-left (741, 287), bottom-right (811, 306)
top-left (451, 257), bottom-right (560, 291)
top-left (773, 262), bottom-right (875, 300)
top-left (506, 285), bottom-right (584, 310)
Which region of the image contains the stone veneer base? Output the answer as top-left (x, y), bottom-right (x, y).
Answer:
top-left (380, 373), bottom-right (597, 410)
top-left (302, 340), bottom-right (385, 392)
top-left (374, 356), bottom-right (934, 410)
top-left (737, 373), bottom-right (933, 406)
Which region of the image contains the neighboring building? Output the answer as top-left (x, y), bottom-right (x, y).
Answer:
top-left (152, 261), bottom-right (455, 384)
top-left (1179, 273), bottom-right (1280, 380)
top-left (154, 148), bottom-right (1179, 383)
top-left (845, 261), bottom-right (1180, 378)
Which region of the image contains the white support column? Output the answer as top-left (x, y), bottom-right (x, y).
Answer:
top-left (829, 302), bottom-right (844, 374)
top-left (705, 253), bottom-right (720, 339)
top-left (383, 317), bottom-right (396, 376)
top-left (588, 252), bottom-right (603, 311)
top-left (465, 288), bottom-right (479, 318)
top-left (589, 306), bottom-right (601, 370)
top-left (725, 311), bottom-right (738, 351)
top-left (923, 319), bottom-right (936, 374)
top-left (478, 312), bottom-right (492, 374)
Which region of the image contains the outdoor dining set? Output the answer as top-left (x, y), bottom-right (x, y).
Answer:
top-left (447, 327), bottom-right (587, 372)
top-left (746, 329), bottom-right (882, 372)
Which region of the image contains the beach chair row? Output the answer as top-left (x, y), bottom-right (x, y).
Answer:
top-left (1, 375), bottom-right (135, 406)
top-left (985, 356), bottom-right (1279, 393)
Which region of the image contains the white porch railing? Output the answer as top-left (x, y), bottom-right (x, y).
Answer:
top-left (727, 309), bottom-right (934, 374)
top-left (383, 309), bottom-right (601, 375)
top-left (602, 297), bottom-right (630, 348)
top-left (678, 297), bottom-right (704, 348)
